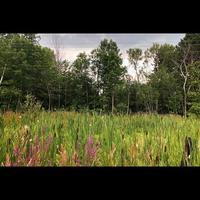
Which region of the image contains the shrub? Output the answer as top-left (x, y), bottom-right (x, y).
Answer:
top-left (189, 103), bottom-right (200, 117)
top-left (21, 94), bottom-right (43, 113)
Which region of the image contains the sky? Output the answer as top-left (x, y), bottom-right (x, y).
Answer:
top-left (39, 33), bottom-right (185, 77)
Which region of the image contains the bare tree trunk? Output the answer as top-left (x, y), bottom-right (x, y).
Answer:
top-left (135, 68), bottom-right (140, 83)
top-left (182, 57), bottom-right (189, 118)
top-left (173, 45), bottom-right (190, 118)
top-left (183, 78), bottom-right (187, 118)
top-left (134, 61), bottom-right (140, 84)
top-left (51, 35), bottom-right (62, 64)
top-left (52, 35), bottom-right (63, 110)
top-left (0, 66), bottom-right (6, 86)
top-left (112, 91), bottom-right (114, 114)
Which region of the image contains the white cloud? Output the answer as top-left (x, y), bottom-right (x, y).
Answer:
top-left (60, 47), bottom-right (93, 62)
top-left (38, 33), bottom-right (185, 77)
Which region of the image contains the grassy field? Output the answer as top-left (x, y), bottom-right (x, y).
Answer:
top-left (0, 111), bottom-right (200, 166)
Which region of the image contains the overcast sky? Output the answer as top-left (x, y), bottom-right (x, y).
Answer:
top-left (39, 33), bottom-right (185, 76)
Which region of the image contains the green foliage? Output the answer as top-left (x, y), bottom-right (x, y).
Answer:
top-left (21, 94), bottom-right (43, 113)
top-left (1, 111), bottom-right (200, 166)
top-left (149, 65), bottom-right (182, 113)
top-left (0, 34), bottom-right (57, 110)
top-left (187, 61), bottom-right (200, 116)
top-left (189, 103), bottom-right (200, 117)
top-left (91, 39), bottom-right (126, 112)
top-left (127, 48), bottom-right (143, 83)
top-left (1, 33), bottom-right (200, 116)
top-left (127, 48), bottom-right (143, 65)
top-left (177, 33), bottom-right (200, 64)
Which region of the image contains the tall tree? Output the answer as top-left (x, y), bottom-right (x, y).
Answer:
top-left (124, 74), bottom-right (133, 114)
top-left (174, 44), bottom-right (191, 117)
top-left (149, 43), bottom-right (160, 72)
top-left (127, 48), bottom-right (143, 83)
top-left (187, 61), bottom-right (200, 116)
top-left (91, 39), bottom-right (126, 114)
top-left (51, 34), bottom-right (64, 108)
top-left (72, 52), bottom-right (91, 109)
top-left (127, 48), bottom-right (143, 112)
top-left (23, 34), bottom-right (40, 44)
top-left (0, 34), bottom-right (57, 110)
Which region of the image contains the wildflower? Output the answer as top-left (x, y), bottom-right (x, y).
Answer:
top-left (24, 125), bottom-right (30, 132)
top-left (29, 138), bottom-right (33, 142)
top-left (19, 116), bottom-right (22, 119)
top-left (13, 145), bottom-right (20, 157)
top-left (87, 136), bottom-right (93, 146)
top-left (43, 135), bottom-right (53, 152)
top-left (73, 151), bottom-right (80, 166)
top-left (34, 136), bottom-right (40, 152)
top-left (5, 154), bottom-right (11, 166)
top-left (85, 136), bottom-right (99, 164)
top-left (59, 145), bottom-right (67, 166)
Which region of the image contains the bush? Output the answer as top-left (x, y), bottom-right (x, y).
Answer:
top-left (116, 103), bottom-right (127, 114)
top-left (189, 103), bottom-right (200, 117)
top-left (21, 94), bottom-right (43, 113)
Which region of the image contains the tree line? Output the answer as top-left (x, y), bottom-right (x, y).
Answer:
top-left (0, 33), bottom-right (200, 116)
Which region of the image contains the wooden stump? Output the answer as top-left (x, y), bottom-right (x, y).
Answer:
top-left (180, 136), bottom-right (193, 166)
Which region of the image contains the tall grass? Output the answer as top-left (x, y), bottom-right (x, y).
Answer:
top-left (1, 111), bottom-right (200, 166)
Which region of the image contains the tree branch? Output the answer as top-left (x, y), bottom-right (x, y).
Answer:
top-left (0, 66), bottom-right (6, 86)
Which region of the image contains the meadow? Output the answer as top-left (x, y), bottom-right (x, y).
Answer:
top-left (0, 111), bottom-right (200, 166)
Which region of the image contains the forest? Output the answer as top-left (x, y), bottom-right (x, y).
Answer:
top-left (0, 33), bottom-right (200, 166)
top-left (1, 33), bottom-right (200, 117)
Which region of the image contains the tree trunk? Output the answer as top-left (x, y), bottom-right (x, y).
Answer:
top-left (0, 67), bottom-right (6, 86)
top-left (48, 93), bottom-right (51, 111)
top-left (112, 91), bottom-right (114, 114)
top-left (155, 100), bottom-right (158, 113)
top-left (135, 91), bottom-right (138, 112)
top-left (64, 86), bottom-right (67, 108)
top-left (58, 83), bottom-right (61, 108)
top-left (183, 78), bottom-right (187, 118)
top-left (127, 92), bottom-right (130, 115)
top-left (86, 84), bottom-right (89, 110)
top-left (47, 85), bottom-right (51, 111)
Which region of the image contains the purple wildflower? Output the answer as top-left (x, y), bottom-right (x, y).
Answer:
top-left (85, 135), bottom-right (99, 164)
top-left (13, 145), bottom-right (20, 157)
top-left (87, 136), bottom-right (94, 145)
top-left (43, 135), bottom-right (53, 152)
top-left (34, 136), bottom-right (40, 152)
